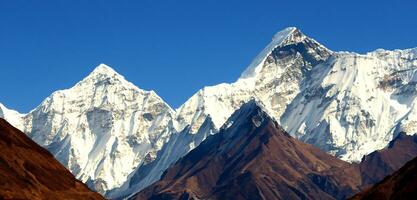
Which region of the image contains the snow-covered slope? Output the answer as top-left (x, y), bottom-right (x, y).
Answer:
top-left (1, 64), bottom-right (176, 194)
top-left (280, 52), bottom-right (416, 161)
top-left (107, 116), bottom-right (217, 199)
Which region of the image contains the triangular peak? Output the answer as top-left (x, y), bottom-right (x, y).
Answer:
top-left (272, 27), bottom-right (299, 43)
top-left (90, 63), bottom-right (118, 75)
top-left (220, 99), bottom-right (272, 131)
top-left (73, 63), bottom-right (141, 91)
top-left (84, 63), bottom-right (125, 81)
top-left (239, 27), bottom-right (331, 79)
top-left (34, 63), bottom-right (174, 114)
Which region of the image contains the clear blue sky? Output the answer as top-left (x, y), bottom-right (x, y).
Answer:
top-left (1, 0), bottom-right (416, 112)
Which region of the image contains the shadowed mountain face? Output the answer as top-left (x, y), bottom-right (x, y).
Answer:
top-left (351, 156), bottom-right (417, 200)
top-left (133, 101), bottom-right (417, 200)
top-left (0, 118), bottom-right (104, 200)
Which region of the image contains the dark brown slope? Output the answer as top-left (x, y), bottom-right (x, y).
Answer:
top-left (313, 133), bottom-right (417, 199)
top-left (358, 133), bottom-right (417, 187)
top-left (350, 156), bottom-right (417, 200)
top-left (0, 118), bottom-right (104, 200)
top-left (134, 101), bottom-right (362, 200)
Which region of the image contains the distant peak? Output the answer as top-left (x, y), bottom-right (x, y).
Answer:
top-left (276, 27), bottom-right (307, 45)
top-left (272, 27), bottom-right (298, 41)
top-left (239, 27), bottom-right (308, 79)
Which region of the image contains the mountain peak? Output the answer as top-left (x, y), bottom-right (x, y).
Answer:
top-left (272, 26), bottom-right (299, 42)
top-left (220, 99), bottom-right (270, 131)
top-left (89, 63), bottom-right (119, 77)
top-left (239, 27), bottom-right (308, 79)
top-left (78, 63), bottom-right (133, 87)
top-left (234, 98), bottom-right (266, 115)
top-left (277, 27), bottom-right (307, 44)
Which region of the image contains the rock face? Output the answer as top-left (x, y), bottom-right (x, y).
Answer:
top-left (133, 101), bottom-right (417, 200)
top-left (350, 156), bottom-right (417, 200)
top-left (0, 118), bottom-right (104, 200)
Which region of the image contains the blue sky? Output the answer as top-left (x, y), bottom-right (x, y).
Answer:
top-left (1, 0), bottom-right (416, 112)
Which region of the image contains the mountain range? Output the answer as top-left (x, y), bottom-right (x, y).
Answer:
top-left (1, 27), bottom-right (417, 198)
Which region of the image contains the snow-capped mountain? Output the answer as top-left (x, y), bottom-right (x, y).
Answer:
top-left (280, 50), bottom-right (417, 161)
top-left (0, 64), bottom-right (176, 194)
top-left (174, 27), bottom-right (417, 162)
top-left (110, 27), bottom-right (329, 197)
top-left (111, 27), bottom-right (417, 198)
top-left (1, 26), bottom-right (417, 197)
top-left (175, 27), bottom-right (332, 132)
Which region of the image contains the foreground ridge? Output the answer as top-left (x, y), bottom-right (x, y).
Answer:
top-left (350, 156), bottom-right (417, 200)
top-left (0, 118), bottom-right (104, 199)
